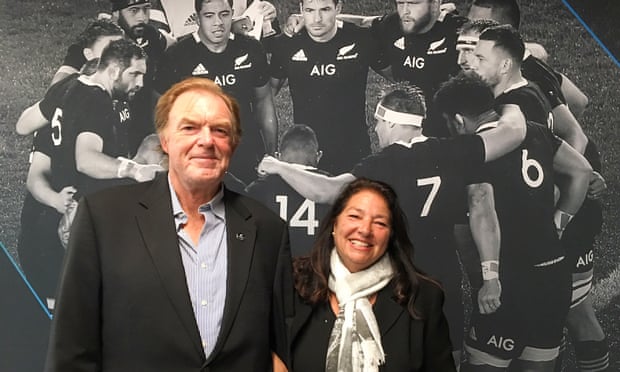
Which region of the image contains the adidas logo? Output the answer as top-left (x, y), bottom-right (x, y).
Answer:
top-left (234, 54), bottom-right (252, 70)
top-left (291, 49), bottom-right (308, 61)
top-left (336, 43), bottom-right (358, 60)
top-left (185, 13), bottom-right (198, 27)
top-left (427, 37), bottom-right (447, 55)
top-left (393, 37), bottom-right (405, 50)
top-left (192, 63), bottom-right (209, 76)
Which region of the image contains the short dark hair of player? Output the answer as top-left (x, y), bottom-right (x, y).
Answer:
top-left (379, 82), bottom-right (427, 117)
top-left (155, 77), bottom-right (242, 148)
top-left (75, 20), bottom-right (124, 50)
top-left (459, 19), bottom-right (500, 36)
top-left (299, 0), bottom-right (341, 6)
top-left (279, 124), bottom-right (320, 166)
top-left (472, 0), bottom-right (521, 29)
top-left (194, 0), bottom-right (234, 13)
top-left (434, 71), bottom-right (495, 119)
top-left (479, 24), bottom-right (525, 64)
top-left (293, 177), bottom-right (439, 319)
top-left (98, 38), bottom-right (147, 73)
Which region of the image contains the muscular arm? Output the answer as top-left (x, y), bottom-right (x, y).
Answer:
top-left (336, 14), bottom-right (380, 28)
top-left (50, 66), bottom-right (79, 86)
top-left (26, 151), bottom-right (76, 214)
top-left (551, 103), bottom-right (587, 154)
top-left (467, 182), bottom-right (501, 314)
top-left (479, 104), bottom-right (527, 162)
top-left (75, 132), bottom-right (122, 179)
top-left (553, 141), bottom-right (591, 216)
top-left (253, 82), bottom-right (278, 154)
top-left (75, 132), bottom-right (162, 182)
top-left (15, 102), bottom-right (49, 135)
top-left (258, 156), bottom-right (354, 204)
top-left (560, 73), bottom-right (588, 118)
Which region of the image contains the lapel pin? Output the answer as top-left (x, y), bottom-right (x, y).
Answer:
top-left (236, 233), bottom-right (246, 241)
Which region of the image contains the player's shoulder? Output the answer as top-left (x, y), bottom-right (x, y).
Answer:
top-left (166, 32), bottom-right (199, 54)
top-left (436, 10), bottom-right (468, 29)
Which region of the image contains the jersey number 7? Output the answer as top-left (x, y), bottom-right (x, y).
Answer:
top-left (417, 176), bottom-right (441, 217)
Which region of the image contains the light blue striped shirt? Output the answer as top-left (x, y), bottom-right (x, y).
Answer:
top-left (169, 179), bottom-right (227, 358)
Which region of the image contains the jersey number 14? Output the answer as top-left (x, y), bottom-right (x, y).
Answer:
top-left (275, 195), bottom-right (319, 235)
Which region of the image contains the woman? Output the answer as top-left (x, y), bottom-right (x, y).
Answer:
top-left (290, 178), bottom-right (456, 372)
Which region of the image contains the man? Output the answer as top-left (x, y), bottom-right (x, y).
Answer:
top-left (246, 124), bottom-right (329, 257)
top-left (461, 19), bottom-right (610, 371)
top-left (435, 72), bottom-right (591, 372)
top-left (258, 82), bottom-right (527, 362)
top-left (49, 20), bottom-right (125, 86)
top-left (269, 0), bottom-right (391, 174)
top-left (45, 77), bottom-right (293, 371)
top-left (470, 25), bottom-right (553, 127)
top-left (57, 39), bottom-right (162, 198)
top-left (155, 0), bottom-right (277, 184)
top-left (467, 0), bottom-right (590, 119)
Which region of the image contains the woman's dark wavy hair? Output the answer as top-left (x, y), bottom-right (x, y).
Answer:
top-left (294, 178), bottom-right (439, 319)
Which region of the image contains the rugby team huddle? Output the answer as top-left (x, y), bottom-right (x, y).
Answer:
top-left (15, 0), bottom-right (609, 370)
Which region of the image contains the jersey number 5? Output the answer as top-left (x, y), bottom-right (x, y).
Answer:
top-left (417, 176), bottom-right (441, 217)
top-left (275, 195), bottom-right (319, 235)
top-left (51, 108), bottom-right (63, 146)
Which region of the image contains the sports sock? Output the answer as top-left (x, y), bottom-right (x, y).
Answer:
top-left (574, 339), bottom-right (609, 371)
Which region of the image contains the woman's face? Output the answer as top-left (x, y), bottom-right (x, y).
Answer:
top-left (333, 189), bottom-right (391, 272)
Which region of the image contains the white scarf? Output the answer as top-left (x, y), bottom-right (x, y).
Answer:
top-left (326, 249), bottom-right (394, 372)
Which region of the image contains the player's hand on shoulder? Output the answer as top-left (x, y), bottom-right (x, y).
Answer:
top-left (587, 170), bottom-right (607, 200)
top-left (284, 14), bottom-right (304, 37)
top-left (257, 1), bottom-right (277, 23)
top-left (478, 278), bottom-right (502, 315)
top-left (134, 163), bottom-right (165, 183)
top-left (257, 155), bottom-right (280, 176)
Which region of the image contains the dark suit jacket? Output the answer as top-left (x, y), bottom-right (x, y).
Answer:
top-left (45, 174), bottom-right (293, 372)
top-left (290, 279), bottom-right (456, 372)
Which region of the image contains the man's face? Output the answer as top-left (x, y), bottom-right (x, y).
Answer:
top-left (456, 32), bottom-right (480, 71)
top-left (471, 39), bottom-right (502, 88)
top-left (300, 0), bottom-right (341, 42)
top-left (113, 58), bottom-right (146, 100)
top-left (118, 3), bottom-right (151, 39)
top-left (87, 35), bottom-right (124, 60)
top-left (396, 0), bottom-right (435, 34)
top-left (197, 0), bottom-right (233, 48)
top-left (159, 90), bottom-right (234, 192)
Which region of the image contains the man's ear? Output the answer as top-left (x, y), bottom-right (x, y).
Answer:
top-left (108, 63), bottom-right (121, 80)
top-left (499, 57), bottom-right (512, 75)
top-left (454, 113), bottom-right (466, 132)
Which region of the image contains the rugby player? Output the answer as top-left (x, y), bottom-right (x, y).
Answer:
top-left (435, 71), bottom-right (591, 372)
top-left (155, 0), bottom-right (277, 183)
top-left (470, 25), bottom-right (553, 126)
top-left (269, 0), bottom-right (392, 174)
top-left (246, 124), bottom-right (329, 257)
top-left (459, 11), bottom-right (610, 370)
top-left (258, 83), bottom-right (528, 363)
top-left (61, 39), bottom-right (162, 197)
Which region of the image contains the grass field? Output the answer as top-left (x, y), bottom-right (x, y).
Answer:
top-left (0, 0), bottom-right (618, 369)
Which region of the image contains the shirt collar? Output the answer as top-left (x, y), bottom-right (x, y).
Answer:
top-left (168, 176), bottom-right (226, 230)
top-left (394, 135), bottom-right (429, 148)
top-left (502, 77), bottom-right (529, 94)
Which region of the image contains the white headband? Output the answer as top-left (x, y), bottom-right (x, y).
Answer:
top-left (457, 35), bottom-right (479, 47)
top-left (374, 103), bottom-right (424, 127)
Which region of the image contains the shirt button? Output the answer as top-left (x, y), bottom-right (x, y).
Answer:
top-left (201, 299), bottom-right (207, 306)
top-left (201, 262), bottom-right (207, 269)
top-left (202, 340), bottom-right (207, 348)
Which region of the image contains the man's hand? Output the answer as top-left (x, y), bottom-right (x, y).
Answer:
top-left (257, 155), bottom-right (281, 176)
top-left (133, 164), bottom-right (165, 182)
top-left (52, 186), bottom-right (77, 214)
top-left (587, 171), bottom-right (607, 200)
top-left (478, 279), bottom-right (502, 314)
top-left (256, 1), bottom-right (277, 22)
top-left (284, 14), bottom-right (304, 37)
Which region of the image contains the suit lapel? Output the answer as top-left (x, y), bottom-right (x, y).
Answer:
top-left (374, 285), bottom-right (406, 337)
top-left (206, 189), bottom-right (257, 362)
top-left (135, 174), bottom-right (205, 358)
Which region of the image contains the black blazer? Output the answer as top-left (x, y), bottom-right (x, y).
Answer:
top-left (45, 174), bottom-right (293, 372)
top-left (290, 279), bottom-right (456, 372)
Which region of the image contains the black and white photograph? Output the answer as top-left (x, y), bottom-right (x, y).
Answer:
top-left (1, 0), bottom-right (618, 371)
